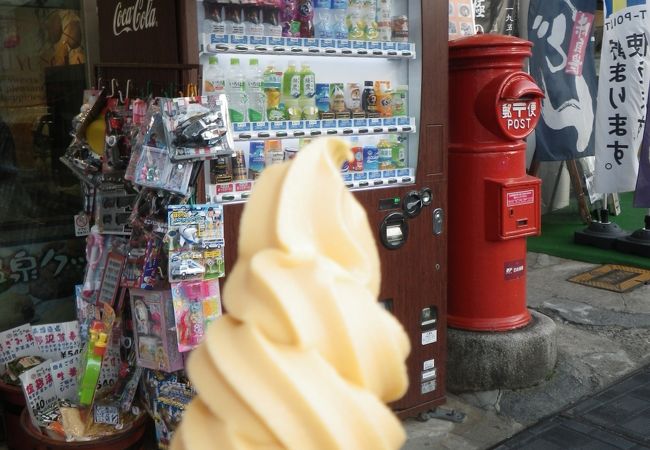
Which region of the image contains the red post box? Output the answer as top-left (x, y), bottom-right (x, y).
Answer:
top-left (447, 34), bottom-right (544, 332)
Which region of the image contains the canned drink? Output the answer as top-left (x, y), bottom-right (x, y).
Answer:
top-left (248, 141), bottom-right (265, 179)
top-left (232, 150), bottom-right (248, 181)
top-left (211, 155), bottom-right (233, 183)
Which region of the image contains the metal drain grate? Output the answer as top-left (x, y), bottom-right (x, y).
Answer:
top-left (567, 264), bottom-right (650, 293)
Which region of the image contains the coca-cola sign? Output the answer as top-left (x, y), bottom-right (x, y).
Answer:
top-left (113, 0), bottom-right (159, 36)
top-left (98, 0), bottom-right (178, 64)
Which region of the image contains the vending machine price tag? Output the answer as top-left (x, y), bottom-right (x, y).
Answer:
top-left (398, 117), bottom-right (411, 126)
top-left (252, 122), bottom-right (270, 131)
top-left (320, 39), bottom-right (336, 48)
top-left (269, 37), bottom-right (285, 46)
top-left (304, 38), bottom-right (319, 47)
top-left (209, 33), bottom-right (228, 44)
top-left (368, 41), bottom-right (382, 50)
top-left (321, 119), bottom-right (337, 128)
top-left (270, 121), bottom-right (287, 131)
top-left (230, 35), bottom-right (248, 44)
top-left (352, 40), bottom-right (367, 49)
top-left (353, 118), bottom-right (368, 127)
top-left (383, 117), bottom-right (397, 126)
top-left (305, 120), bottom-right (321, 129)
top-left (233, 123), bottom-right (251, 132)
top-left (287, 38), bottom-right (302, 46)
top-left (250, 36), bottom-right (267, 45)
top-left (337, 39), bottom-right (351, 48)
top-left (288, 121), bottom-right (304, 130)
top-left (368, 118), bottom-right (383, 127)
top-left (383, 42), bottom-right (397, 50)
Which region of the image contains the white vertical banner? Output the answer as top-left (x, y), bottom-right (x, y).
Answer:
top-left (594, 1), bottom-right (650, 194)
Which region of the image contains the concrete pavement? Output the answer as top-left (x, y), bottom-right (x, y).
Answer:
top-left (403, 252), bottom-right (650, 450)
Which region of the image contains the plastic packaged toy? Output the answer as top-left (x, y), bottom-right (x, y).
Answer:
top-left (161, 95), bottom-right (234, 161)
top-left (171, 280), bottom-right (222, 352)
top-left (130, 289), bottom-right (184, 372)
top-left (167, 204), bottom-right (225, 282)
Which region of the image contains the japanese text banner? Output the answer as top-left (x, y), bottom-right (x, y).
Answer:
top-left (594, 1), bottom-right (650, 193)
top-left (528, 0), bottom-right (597, 162)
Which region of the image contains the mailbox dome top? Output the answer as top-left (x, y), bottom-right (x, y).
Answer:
top-left (449, 34), bottom-right (533, 69)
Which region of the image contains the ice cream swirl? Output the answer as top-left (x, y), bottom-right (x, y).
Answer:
top-left (171, 137), bottom-right (410, 450)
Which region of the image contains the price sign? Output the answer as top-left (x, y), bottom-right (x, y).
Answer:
top-left (19, 360), bottom-right (57, 428)
top-left (32, 321), bottom-right (81, 361)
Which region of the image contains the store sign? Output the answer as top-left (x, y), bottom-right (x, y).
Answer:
top-left (98, 0), bottom-right (178, 63)
top-left (113, 0), bottom-right (158, 36)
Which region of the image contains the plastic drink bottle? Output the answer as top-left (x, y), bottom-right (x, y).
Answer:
top-left (362, 80), bottom-right (378, 115)
top-left (347, 0), bottom-right (365, 40)
top-left (246, 58), bottom-right (266, 122)
top-left (226, 57), bottom-right (248, 122)
top-left (282, 61), bottom-right (301, 120)
top-left (331, 0), bottom-right (348, 40)
top-left (392, 85), bottom-right (408, 116)
top-left (204, 56), bottom-right (226, 95)
top-left (263, 65), bottom-right (284, 121)
top-left (297, 0), bottom-right (315, 37)
top-left (314, 0), bottom-right (333, 38)
top-left (364, 0), bottom-right (379, 40)
top-left (299, 63), bottom-right (317, 119)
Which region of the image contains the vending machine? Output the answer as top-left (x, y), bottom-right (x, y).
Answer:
top-left (194, 0), bottom-right (447, 418)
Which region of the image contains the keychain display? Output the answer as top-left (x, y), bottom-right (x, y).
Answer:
top-left (50, 75), bottom-right (237, 446)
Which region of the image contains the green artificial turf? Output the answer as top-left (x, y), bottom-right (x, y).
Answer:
top-left (527, 192), bottom-right (650, 269)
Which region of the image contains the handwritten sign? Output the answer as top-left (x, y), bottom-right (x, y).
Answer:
top-left (49, 355), bottom-right (80, 402)
top-left (19, 360), bottom-right (57, 428)
top-left (32, 321), bottom-right (81, 361)
top-left (0, 324), bottom-right (36, 371)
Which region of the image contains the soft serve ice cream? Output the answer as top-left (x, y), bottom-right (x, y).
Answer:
top-left (171, 137), bottom-right (411, 450)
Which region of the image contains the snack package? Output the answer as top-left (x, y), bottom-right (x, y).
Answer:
top-left (171, 280), bottom-right (223, 352)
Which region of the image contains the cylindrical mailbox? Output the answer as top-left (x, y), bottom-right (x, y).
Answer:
top-left (448, 35), bottom-right (543, 331)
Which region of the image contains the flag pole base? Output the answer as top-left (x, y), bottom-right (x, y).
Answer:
top-left (615, 215), bottom-right (650, 257)
top-left (574, 209), bottom-right (629, 250)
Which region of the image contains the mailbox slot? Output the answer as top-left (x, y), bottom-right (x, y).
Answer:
top-left (486, 176), bottom-right (541, 241)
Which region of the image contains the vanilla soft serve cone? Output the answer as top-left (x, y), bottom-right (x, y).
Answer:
top-left (170, 137), bottom-right (411, 450)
